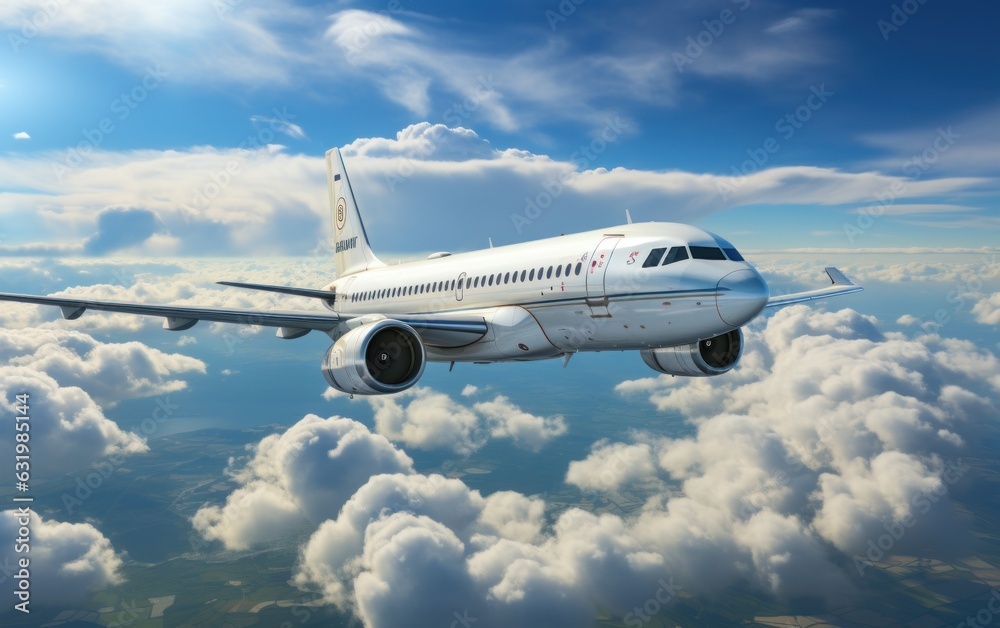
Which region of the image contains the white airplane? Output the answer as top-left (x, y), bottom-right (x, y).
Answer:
top-left (0, 148), bottom-right (861, 395)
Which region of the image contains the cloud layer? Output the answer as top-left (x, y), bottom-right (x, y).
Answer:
top-left (0, 123), bottom-right (987, 257)
top-left (283, 307), bottom-right (996, 626)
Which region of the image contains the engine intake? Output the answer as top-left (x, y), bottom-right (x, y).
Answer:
top-left (323, 320), bottom-right (426, 394)
top-left (640, 328), bottom-right (743, 377)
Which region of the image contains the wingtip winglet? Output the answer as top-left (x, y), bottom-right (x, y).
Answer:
top-left (824, 267), bottom-right (855, 286)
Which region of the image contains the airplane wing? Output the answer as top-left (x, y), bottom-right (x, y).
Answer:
top-left (765, 267), bottom-right (863, 308)
top-left (0, 290), bottom-right (488, 345)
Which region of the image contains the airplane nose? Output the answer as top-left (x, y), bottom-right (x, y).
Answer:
top-left (716, 269), bottom-right (769, 327)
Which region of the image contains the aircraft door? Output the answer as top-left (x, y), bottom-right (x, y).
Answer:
top-left (456, 272), bottom-right (466, 302)
top-left (585, 237), bottom-right (620, 316)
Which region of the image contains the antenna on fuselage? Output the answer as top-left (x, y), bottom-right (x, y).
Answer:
top-left (625, 209), bottom-right (633, 224)
top-left (489, 237), bottom-right (494, 248)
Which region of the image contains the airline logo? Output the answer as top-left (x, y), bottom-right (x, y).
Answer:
top-left (336, 197), bottom-right (347, 231)
top-left (336, 236), bottom-right (358, 253)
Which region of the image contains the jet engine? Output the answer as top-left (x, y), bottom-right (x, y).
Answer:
top-left (323, 319), bottom-right (426, 394)
top-left (640, 328), bottom-right (743, 377)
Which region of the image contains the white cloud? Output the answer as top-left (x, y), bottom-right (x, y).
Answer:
top-left (0, 367), bottom-right (147, 476)
top-left (896, 314), bottom-right (919, 326)
top-left (12, 131), bottom-right (30, 140)
top-left (0, 0), bottom-right (314, 87)
top-left (0, 327), bottom-right (205, 406)
top-left (192, 415), bottom-right (413, 550)
top-left (0, 511), bottom-right (123, 605)
top-left (367, 388), bottom-right (565, 455)
top-left (972, 292), bottom-right (1000, 326)
top-left (369, 388), bottom-right (483, 455)
top-left (199, 309), bottom-right (999, 626)
top-left (611, 306), bottom-right (996, 570)
top-left (251, 114), bottom-right (307, 140)
top-left (0, 127), bottom-right (990, 257)
top-left (565, 440), bottom-right (659, 493)
top-left (460, 384), bottom-right (479, 397)
top-left (473, 395), bottom-right (567, 452)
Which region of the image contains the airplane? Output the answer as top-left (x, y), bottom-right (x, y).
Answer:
top-left (0, 148), bottom-right (861, 395)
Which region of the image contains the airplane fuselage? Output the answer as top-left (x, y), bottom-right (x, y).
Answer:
top-left (326, 222), bottom-right (769, 363)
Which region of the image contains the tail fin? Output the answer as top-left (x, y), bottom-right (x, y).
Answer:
top-left (327, 148), bottom-right (384, 277)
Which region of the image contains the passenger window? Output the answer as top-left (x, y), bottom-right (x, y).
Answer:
top-left (451, 280), bottom-right (456, 290)
top-left (690, 246), bottom-right (726, 260)
top-left (520, 270), bottom-right (526, 282)
top-left (489, 275), bottom-right (494, 286)
top-left (723, 248), bottom-right (745, 261)
top-left (565, 263), bottom-right (572, 276)
top-left (511, 271), bottom-right (518, 284)
top-left (529, 269), bottom-right (535, 281)
top-left (575, 262), bottom-right (582, 275)
top-left (643, 248), bottom-right (667, 268)
top-left (546, 266), bottom-right (553, 279)
top-left (555, 265), bottom-right (562, 278)
top-left (538, 267), bottom-right (544, 279)
top-left (504, 272), bottom-right (510, 284)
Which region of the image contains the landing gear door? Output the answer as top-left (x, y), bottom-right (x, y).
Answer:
top-left (586, 237), bottom-right (621, 317)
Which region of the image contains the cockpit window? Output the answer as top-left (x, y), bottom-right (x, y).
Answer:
top-left (642, 248), bottom-right (667, 268)
top-left (690, 246), bottom-right (726, 260)
top-left (723, 248), bottom-right (745, 261)
top-left (662, 247), bottom-right (689, 265)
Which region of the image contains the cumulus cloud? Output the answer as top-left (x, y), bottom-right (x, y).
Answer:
top-left (610, 306), bottom-right (996, 579)
top-left (0, 327), bottom-right (205, 405)
top-left (972, 292), bottom-right (1000, 326)
top-left (12, 131), bottom-right (30, 140)
top-left (192, 415), bottom-right (413, 550)
top-left (0, 367), bottom-right (147, 476)
top-left (0, 511), bottom-right (124, 606)
top-left (294, 471), bottom-right (664, 628)
top-left (367, 388), bottom-right (566, 455)
top-left (565, 440), bottom-right (659, 493)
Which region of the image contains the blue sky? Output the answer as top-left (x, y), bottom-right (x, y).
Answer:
top-left (2, 0), bottom-right (999, 254)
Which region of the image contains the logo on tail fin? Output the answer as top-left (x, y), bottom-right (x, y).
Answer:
top-left (336, 197), bottom-right (347, 230)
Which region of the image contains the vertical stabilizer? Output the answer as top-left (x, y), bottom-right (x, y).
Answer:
top-left (327, 148), bottom-right (384, 277)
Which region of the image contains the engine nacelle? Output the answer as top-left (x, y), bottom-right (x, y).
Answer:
top-left (640, 329), bottom-right (743, 377)
top-left (323, 320), bottom-right (426, 395)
